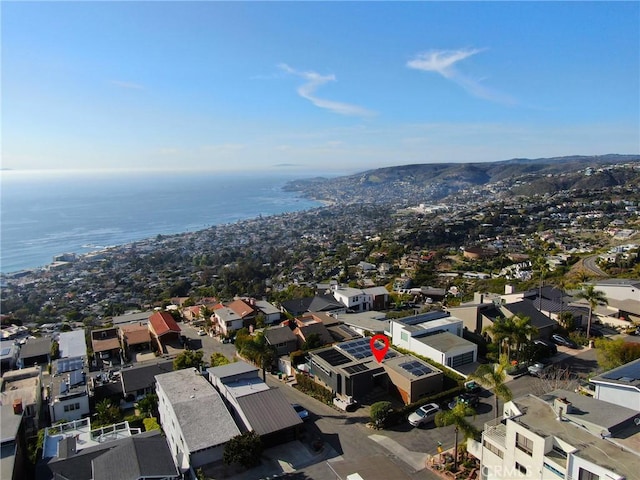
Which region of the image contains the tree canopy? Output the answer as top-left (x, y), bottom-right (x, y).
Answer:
top-left (223, 431), bottom-right (263, 468)
top-left (173, 350), bottom-right (204, 371)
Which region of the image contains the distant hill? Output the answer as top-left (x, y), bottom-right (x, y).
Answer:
top-left (284, 154), bottom-right (640, 205)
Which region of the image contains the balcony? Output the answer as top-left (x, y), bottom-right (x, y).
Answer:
top-left (483, 417), bottom-right (507, 448)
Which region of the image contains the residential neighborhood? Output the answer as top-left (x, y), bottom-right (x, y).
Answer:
top-left (1, 160), bottom-right (640, 480)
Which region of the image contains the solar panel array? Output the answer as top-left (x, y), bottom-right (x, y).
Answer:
top-left (344, 364), bottom-right (369, 374)
top-left (398, 360), bottom-right (434, 377)
top-left (338, 338), bottom-right (397, 361)
top-left (601, 360), bottom-right (640, 382)
top-left (56, 356), bottom-right (83, 374)
top-left (69, 370), bottom-right (85, 386)
top-left (316, 348), bottom-right (351, 367)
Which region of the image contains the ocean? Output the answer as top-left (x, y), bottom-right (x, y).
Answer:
top-left (0, 170), bottom-right (323, 274)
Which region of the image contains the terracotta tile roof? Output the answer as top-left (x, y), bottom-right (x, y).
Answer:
top-left (92, 337), bottom-right (121, 353)
top-left (227, 299), bottom-right (256, 318)
top-left (148, 312), bottom-right (181, 337)
top-left (119, 324), bottom-right (151, 345)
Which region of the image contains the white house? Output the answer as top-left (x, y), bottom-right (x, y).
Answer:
top-left (467, 390), bottom-right (640, 480)
top-left (331, 286), bottom-right (372, 312)
top-left (155, 368), bottom-right (240, 472)
top-left (213, 306), bottom-right (244, 336)
top-left (254, 300), bottom-right (282, 325)
top-left (390, 312), bottom-right (477, 370)
top-left (48, 357), bottom-right (90, 424)
top-left (590, 357), bottom-right (640, 412)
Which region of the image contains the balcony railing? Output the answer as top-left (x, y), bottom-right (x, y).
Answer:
top-left (483, 417), bottom-right (507, 447)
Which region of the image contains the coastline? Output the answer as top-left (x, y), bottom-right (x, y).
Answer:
top-left (1, 171), bottom-right (325, 275)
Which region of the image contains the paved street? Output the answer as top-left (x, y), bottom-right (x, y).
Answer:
top-left (184, 324), bottom-right (615, 480)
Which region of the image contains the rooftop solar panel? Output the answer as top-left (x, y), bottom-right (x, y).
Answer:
top-left (56, 356), bottom-right (83, 374)
top-left (69, 370), bottom-right (85, 386)
top-left (344, 364), bottom-right (369, 374)
top-left (316, 348), bottom-right (351, 367)
top-left (399, 360), bottom-right (434, 377)
top-left (601, 360), bottom-right (640, 382)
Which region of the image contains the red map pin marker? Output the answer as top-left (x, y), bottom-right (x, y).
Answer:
top-left (370, 334), bottom-right (390, 363)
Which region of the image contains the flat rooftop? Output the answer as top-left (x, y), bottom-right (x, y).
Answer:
top-left (511, 394), bottom-right (640, 478)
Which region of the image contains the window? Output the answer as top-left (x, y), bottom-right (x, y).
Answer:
top-left (515, 462), bottom-right (527, 474)
top-left (64, 405), bottom-right (70, 412)
top-left (516, 433), bottom-right (533, 455)
top-left (483, 440), bottom-right (504, 458)
top-left (400, 332), bottom-right (409, 342)
top-left (578, 469), bottom-right (599, 480)
top-left (75, 402), bottom-right (80, 410)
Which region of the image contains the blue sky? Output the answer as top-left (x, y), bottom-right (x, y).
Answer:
top-left (3, 1), bottom-right (639, 174)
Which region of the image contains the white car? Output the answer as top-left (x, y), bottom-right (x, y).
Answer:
top-left (408, 402), bottom-right (440, 427)
top-left (197, 329), bottom-right (207, 336)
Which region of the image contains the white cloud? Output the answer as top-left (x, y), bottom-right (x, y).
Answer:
top-left (279, 63), bottom-right (376, 118)
top-left (407, 48), bottom-right (516, 106)
top-left (110, 80), bottom-right (144, 90)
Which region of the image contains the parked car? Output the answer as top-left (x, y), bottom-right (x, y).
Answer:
top-left (575, 326), bottom-right (603, 338)
top-left (408, 402), bottom-right (441, 427)
top-left (464, 380), bottom-right (481, 395)
top-left (528, 361), bottom-right (551, 377)
top-left (292, 404), bottom-right (309, 421)
top-left (533, 338), bottom-right (558, 355)
top-left (448, 393), bottom-right (479, 410)
top-left (551, 334), bottom-right (578, 349)
top-left (197, 329), bottom-right (207, 336)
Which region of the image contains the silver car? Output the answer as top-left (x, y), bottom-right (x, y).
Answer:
top-left (408, 403), bottom-right (440, 427)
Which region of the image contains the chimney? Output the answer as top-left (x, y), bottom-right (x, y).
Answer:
top-left (554, 397), bottom-right (572, 420)
top-left (12, 398), bottom-right (23, 415)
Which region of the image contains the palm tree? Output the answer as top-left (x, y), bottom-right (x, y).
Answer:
top-left (435, 403), bottom-right (480, 471)
top-left (467, 357), bottom-right (512, 417)
top-left (484, 314), bottom-right (538, 362)
top-left (575, 285), bottom-right (608, 338)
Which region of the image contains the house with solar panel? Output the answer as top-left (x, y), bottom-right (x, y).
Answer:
top-left (590, 357), bottom-right (640, 411)
top-left (309, 337), bottom-right (443, 405)
top-left (48, 357), bottom-right (90, 423)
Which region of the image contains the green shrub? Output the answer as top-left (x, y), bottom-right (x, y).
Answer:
top-left (143, 417), bottom-right (161, 431)
top-left (370, 401), bottom-right (393, 428)
top-left (294, 374), bottom-right (334, 404)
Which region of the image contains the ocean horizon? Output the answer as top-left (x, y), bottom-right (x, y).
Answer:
top-left (0, 170), bottom-right (325, 274)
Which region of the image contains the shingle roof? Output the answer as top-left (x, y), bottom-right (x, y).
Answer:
top-left (36, 431), bottom-right (175, 480)
top-left (91, 433), bottom-right (178, 480)
top-left (499, 300), bottom-right (558, 329)
top-left (235, 388), bottom-right (302, 436)
top-left (297, 322), bottom-right (334, 345)
top-left (120, 360), bottom-right (174, 394)
top-left (148, 312), bottom-right (181, 337)
top-left (18, 337), bottom-right (51, 359)
top-left (155, 368), bottom-right (240, 451)
top-left (263, 326), bottom-right (297, 346)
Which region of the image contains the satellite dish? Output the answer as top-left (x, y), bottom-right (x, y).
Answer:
top-left (634, 418), bottom-right (640, 426)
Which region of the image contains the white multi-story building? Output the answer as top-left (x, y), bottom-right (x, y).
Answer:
top-left (331, 286), bottom-right (372, 312)
top-left (389, 311), bottom-right (477, 370)
top-left (213, 306), bottom-right (244, 336)
top-left (467, 390), bottom-right (640, 480)
top-left (155, 368), bottom-right (240, 473)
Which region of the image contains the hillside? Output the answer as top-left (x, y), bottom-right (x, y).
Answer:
top-left (284, 154), bottom-right (640, 205)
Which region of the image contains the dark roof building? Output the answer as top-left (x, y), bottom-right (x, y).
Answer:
top-left (120, 359), bottom-right (174, 402)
